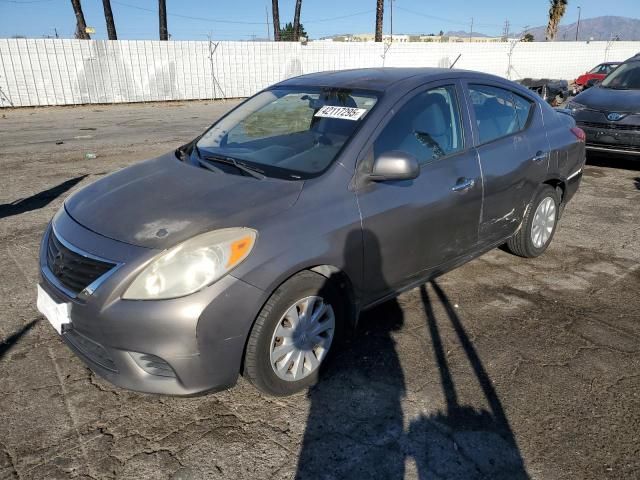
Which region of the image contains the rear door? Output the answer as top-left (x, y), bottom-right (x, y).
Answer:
top-left (462, 82), bottom-right (550, 246)
top-left (356, 81), bottom-right (482, 301)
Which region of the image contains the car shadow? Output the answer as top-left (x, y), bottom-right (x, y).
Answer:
top-left (0, 319), bottom-right (38, 361)
top-left (586, 152), bottom-right (640, 172)
top-left (294, 230), bottom-right (528, 479)
top-left (407, 281), bottom-right (528, 479)
top-left (295, 229), bottom-right (407, 479)
top-left (0, 175), bottom-right (87, 220)
top-left (634, 177), bottom-right (640, 190)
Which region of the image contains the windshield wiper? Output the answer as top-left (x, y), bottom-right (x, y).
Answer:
top-left (202, 154), bottom-right (266, 180)
top-left (196, 156), bottom-right (224, 174)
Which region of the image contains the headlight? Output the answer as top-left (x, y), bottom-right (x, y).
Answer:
top-left (123, 228), bottom-right (256, 300)
top-left (566, 101), bottom-right (586, 114)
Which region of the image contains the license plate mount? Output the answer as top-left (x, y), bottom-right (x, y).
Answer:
top-left (36, 285), bottom-right (71, 334)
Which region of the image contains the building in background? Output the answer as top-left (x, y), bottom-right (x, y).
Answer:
top-left (320, 33), bottom-right (515, 43)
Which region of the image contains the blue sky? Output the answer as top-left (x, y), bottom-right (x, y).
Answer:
top-left (0, 0), bottom-right (638, 40)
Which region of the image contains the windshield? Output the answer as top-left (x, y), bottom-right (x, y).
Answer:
top-left (195, 87), bottom-right (378, 179)
top-left (601, 61), bottom-right (640, 90)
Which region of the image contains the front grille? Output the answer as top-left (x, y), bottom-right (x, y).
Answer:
top-left (64, 329), bottom-right (118, 372)
top-left (578, 121), bottom-right (640, 132)
top-left (46, 230), bottom-right (116, 295)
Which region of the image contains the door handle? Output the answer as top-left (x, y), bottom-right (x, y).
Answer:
top-left (451, 178), bottom-right (475, 192)
top-left (532, 151), bottom-right (549, 162)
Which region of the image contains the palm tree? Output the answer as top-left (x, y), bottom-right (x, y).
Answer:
top-left (272, 0), bottom-right (281, 41)
top-left (102, 0), bottom-right (117, 40)
top-left (375, 0), bottom-right (384, 42)
top-left (159, 0), bottom-right (168, 40)
top-left (546, 0), bottom-right (568, 41)
top-left (70, 0), bottom-right (90, 39)
top-left (293, 0), bottom-right (303, 41)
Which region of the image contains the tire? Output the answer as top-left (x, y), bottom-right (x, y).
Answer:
top-left (506, 185), bottom-right (561, 258)
top-left (243, 271), bottom-right (344, 396)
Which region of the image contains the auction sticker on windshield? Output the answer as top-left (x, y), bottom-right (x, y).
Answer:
top-left (314, 106), bottom-right (368, 121)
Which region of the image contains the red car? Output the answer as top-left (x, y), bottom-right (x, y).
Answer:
top-left (575, 62), bottom-right (620, 87)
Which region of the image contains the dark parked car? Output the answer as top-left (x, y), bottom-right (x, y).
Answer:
top-left (517, 78), bottom-right (571, 106)
top-left (567, 54), bottom-right (640, 156)
top-left (37, 68), bottom-right (586, 397)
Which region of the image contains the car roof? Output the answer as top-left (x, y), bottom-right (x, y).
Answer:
top-left (274, 67), bottom-right (504, 92)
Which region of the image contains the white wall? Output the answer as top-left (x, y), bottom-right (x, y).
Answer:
top-left (1, 39), bottom-right (638, 108)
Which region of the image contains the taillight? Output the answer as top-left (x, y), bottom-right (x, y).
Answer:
top-left (571, 127), bottom-right (586, 143)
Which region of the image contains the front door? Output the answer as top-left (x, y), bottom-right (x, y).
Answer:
top-left (356, 83), bottom-right (483, 302)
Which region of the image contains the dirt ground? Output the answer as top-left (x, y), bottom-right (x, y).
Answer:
top-left (0, 101), bottom-right (639, 480)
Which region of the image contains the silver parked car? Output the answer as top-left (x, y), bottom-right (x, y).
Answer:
top-left (37, 68), bottom-right (586, 396)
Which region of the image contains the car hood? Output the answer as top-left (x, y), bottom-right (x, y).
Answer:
top-left (65, 153), bottom-right (303, 249)
top-left (574, 86), bottom-right (640, 112)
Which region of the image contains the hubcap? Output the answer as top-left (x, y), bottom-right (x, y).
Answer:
top-left (531, 196), bottom-right (556, 249)
top-left (269, 296), bottom-right (335, 382)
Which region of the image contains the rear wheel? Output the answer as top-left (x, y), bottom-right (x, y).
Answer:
top-left (243, 271), bottom-right (344, 396)
top-left (506, 185), bottom-right (560, 258)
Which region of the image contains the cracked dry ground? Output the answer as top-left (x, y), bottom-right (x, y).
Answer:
top-left (1, 102), bottom-right (639, 480)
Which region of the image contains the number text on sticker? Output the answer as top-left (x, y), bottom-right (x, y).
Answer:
top-left (314, 106), bottom-right (368, 121)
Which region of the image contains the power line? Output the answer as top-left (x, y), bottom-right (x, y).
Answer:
top-left (112, 1), bottom-right (373, 27)
top-left (112, 1), bottom-right (267, 25)
top-left (395, 5), bottom-right (503, 29)
top-left (305, 10), bottom-right (375, 24)
top-left (0, 0), bottom-right (56, 3)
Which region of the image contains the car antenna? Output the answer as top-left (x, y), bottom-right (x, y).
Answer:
top-left (450, 54), bottom-right (462, 69)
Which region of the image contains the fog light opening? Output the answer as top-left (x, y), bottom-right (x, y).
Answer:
top-left (129, 352), bottom-right (176, 378)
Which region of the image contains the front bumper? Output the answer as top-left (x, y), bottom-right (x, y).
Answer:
top-left (576, 119), bottom-right (640, 156)
top-left (39, 210), bottom-right (268, 395)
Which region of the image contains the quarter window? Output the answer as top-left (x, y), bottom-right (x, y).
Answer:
top-left (374, 85), bottom-right (463, 165)
top-left (468, 85), bottom-right (533, 144)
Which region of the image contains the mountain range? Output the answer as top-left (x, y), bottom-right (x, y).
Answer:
top-left (519, 16), bottom-right (640, 41)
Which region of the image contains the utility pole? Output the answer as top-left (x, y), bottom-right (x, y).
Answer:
top-left (265, 5), bottom-right (270, 40)
top-left (469, 17), bottom-right (473, 41)
top-left (502, 19), bottom-right (510, 41)
top-left (575, 6), bottom-right (582, 41)
top-left (158, 0), bottom-right (168, 41)
top-left (70, 0), bottom-right (91, 39)
top-left (102, 0), bottom-right (117, 40)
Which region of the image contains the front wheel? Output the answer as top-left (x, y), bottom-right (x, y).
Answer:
top-left (243, 271), bottom-right (344, 396)
top-left (506, 185), bottom-right (560, 258)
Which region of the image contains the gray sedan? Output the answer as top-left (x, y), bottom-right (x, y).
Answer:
top-left (37, 68), bottom-right (586, 397)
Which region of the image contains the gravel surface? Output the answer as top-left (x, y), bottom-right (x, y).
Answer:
top-left (1, 101), bottom-right (639, 480)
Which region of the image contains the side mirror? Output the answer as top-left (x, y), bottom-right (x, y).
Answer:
top-left (370, 151), bottom-right (420, 182)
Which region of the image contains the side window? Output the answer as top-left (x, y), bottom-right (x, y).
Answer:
top-left (374, 85), bottom-right (463, 165)
top-left (468, 84), bottom-right (533, 144)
